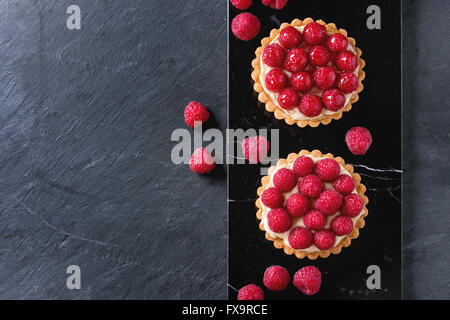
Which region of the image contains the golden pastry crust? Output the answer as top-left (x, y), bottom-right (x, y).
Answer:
top-left (255, 149), bottom-right (369, 260)
top-left (251, 18), bottom-right (366, 127)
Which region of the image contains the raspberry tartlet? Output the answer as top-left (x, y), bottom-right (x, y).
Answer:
top-left (251, 18), bottom-right (365, 127)
top-left (256, 150), bottom-right (369, 259)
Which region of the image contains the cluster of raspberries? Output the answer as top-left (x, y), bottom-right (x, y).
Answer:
top-left (238, 265), bottom-right (321, 300)
top-left (261, 156), bottom-right (365, 250)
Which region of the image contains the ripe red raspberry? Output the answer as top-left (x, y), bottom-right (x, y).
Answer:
top-left (290, 72), bottom-right (313, 93)
top-left (288, 227), bottom-right (313, 249)
top-left (238, 284), bottom-right (264, 300)
top-left (241, 136), bottom-right (270, 163)
top-left (303, 22), bottom-right (327, 45)
top-left (308, 45), bottom-right (331, 66)
top-left (231, 0), bottom-right (252, 10)
top-left (261, 187), bottom-right (283, 208)
top-left (333, 174), bottom-right (355, 195)
top-left (314, 229), bottom-right (336, 250)
top-left (184, 101), bottom-right (210, 128)
top-left (265, 68), bottom-right (288, 91)
top-left (331, 215), bottom-right (354, 236)
top-left (303, 209), bottom-right (327, 230)
top-left (299, 175), bottom-right (324, 198)
top-left (273, 168), bottom-right (297, 192)
top-left (299, 94), bottom-right (323, 117)
top-left (277, 87), bottom-right (300, 110)
top-left (313, 67), bottom-right (337, 90)
top-left (261, 0), bottom-right (288, 10)
top-left (315, 190), bottom-right (342, 215)
top-left (345, 127), bottom-right (372, 155)
top-left (267, 208), bottom-right (292, 233)
top-left (283, 48), bottom-right (308, 73)
top-left (279, 26), bottom-right (302, 49)
top-left (293, 155), bottom-right (315, 177)
top-left (293, 266), bottom-right (321, 295)
top-left (262, 43), bottom-right (286, 67)
top-left (314, 158), bottom-right (340, 182)
top-left (327, 33), bottom-right (348, 52)
top-left (286, 193), bottom-right (309, 217)
top-left (322, 88), bottom-right (345, 111)
top-left (263, 265), bottom-right (290, 291)
top-left (189, 148), bottom-right (216, 174)
top-left (337, 71), bottom-right (358, 93)
top-left (336, 51), bottom-right (358, 72)
top-left (231, 13), bottom-right (260, 41)
top-left (341, 194), bottom-right (364, 217)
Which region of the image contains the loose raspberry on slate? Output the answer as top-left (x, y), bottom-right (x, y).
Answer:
top-left (288, 227), bottom-right (313, 249)
top-left (189, 148), bottom-right (216, 174)
top-left (308, 45), bottom-right (331, 67)
top-left (345, 127), bottom-right (372, 155)
top-left (267, 208), bottom-right (292, 233)
top-left (322, 88), bottom-right (345, 112)
top-left (313, 66), bottom-right (337, 90)
top-left (231, 13), bottom-right (260, 41)
top-left (337, 71), bottom-right (358, 93)
top-left (341, 194), bottom-right (364, 217)
top-left (242, 136), bottom-right (270, 163)
top-left (261, 0), bottom-right (288, 10)
top-left (283, 48), bottom-right (308, 73)
top-left (290, 72), bottom-right (313, 93)
top-left (286, 193), bottom-right (309, 217)
top-left (261, 187), bottom-right (283, 208)
top-left (333, 174), bottom-right (355, 195)
top-left (231, 0), bottom-right (253, 10)
top-left (277, 87), bottom-right (300, 110)
top-left (279, 26), bottom-right (302, 49)
top-left (265, 68), bottom-right (288, 91)
top-left (299, 174), bottom-right (324, 198)
top-left (293, 266), bottom-right (321, 295)
top-left (327, 33), bottom-right (349, 52)
top-left (314, 230), bottom-right (336, 250)
top-left (184, 101), bottom-right (210, 128)
top-left (331, 215), bottom-right (354, 236)
top-left (293, 155), bottom-right (315, 177)
top-left (263, 265), bottom-right (290, 291)
top-left (336, 51), bottom-right (358, 72)
top-left (238, 284), bottom-right (264, 300)
top-left (304, 209), bottom-right (327, 230)
top-left (314, 158), bottom-right (340, 182)
top-left (273, 168), bottom-right (297, 192)
top-left (262, 43), bottom-right (286, 68)
top-left (303, 22), bottom-right (327, 45)
top-left (299, 94), bottom-right (323, 117)
top-left (315, 190), bottom-right (342, 215)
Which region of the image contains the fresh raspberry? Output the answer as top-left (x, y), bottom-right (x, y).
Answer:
top-left (238, 284), bottom-right (264, 300)
top-left (273, 168), bottom-right (297, 192)
top-left (314, 230), bottom-right (336, 250)
top-left (262, 43), bottom-right (286, 68)
top-left (231, 0), bottom-right (252, 10)
top-left (279, 26), bottom-right (302, 49)
top-left (261, 0), bottom-right (288, 10)
top-left (303, 22), bottom-right (327, 45)
top-left (184, 101), bottom-right (210, 128)
top-left (327, 33), bottom-right (349, 52)
top-left (293, 155), bottom-right (315, 177)
top-left (314, 158), bottom-right (340, 182)
top-left (290, 72), bottom-right (313, 93)
top-left (299, 94), bottom-right (322, 117)
top-left (286, 193), bottom-right (309, 217)
top-left (336, 51), bottom-right (358, 72)
top-left (345, 127), bottom-right (372, 155)
top-left (341, 194), bottom-right (364, 217)
top-left (337, 71), bottom-right (358, 93)
top-left (265, 68), bottom-right (288, 91)
top-left (299, 175), bottom-right (324, 198)
top-left (293, 266), bottom-right (321, 295)
top-left (261, 187), bottom-right (283, 208)
top-left (331, 215), bottom-right (354, 236)
top-left (277, 87), bottom-right (300, 110)
top-left (321, 88), bottom-right (345, 111)
top-left (263, 266), bottom-right (290, 291)
top-left (303, 209), bottom-right (327, 230)
top-left (231, 13), bottom-right (260, 41)
top-left (313, 67), bottom-right (337, 90)
top-left (315, 190), bottom-right (342, 215)
top-left (283, 48), bottom-right (308, 73)
top-left (189, 148), bottom-right (216, 174)
top-left (241, 136), bottom-right (270, 163)
top-left (288, 227), bottom-right (313, 249)
top-left (267, 208), bottom-right (292, 233)
top-left (308, 45), bottom-right (331, 67)
top-left (333, 174), bottom-right (355, 195)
